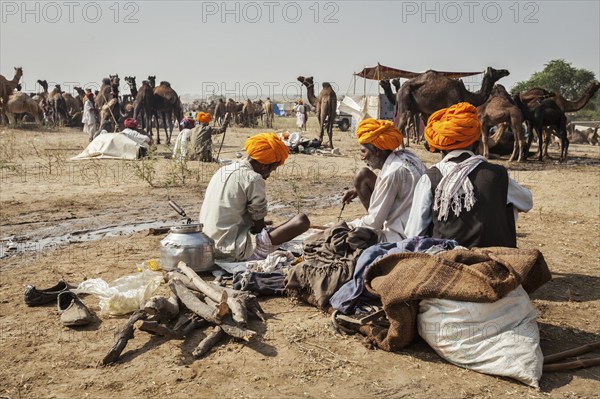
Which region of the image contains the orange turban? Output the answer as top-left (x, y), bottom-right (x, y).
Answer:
top-left (245, 133), bottom-right (289, 166)
top-left (424, 102), bottom-right (481, 152)
top-left (356, 118), bottom-right (403, 150)
top-left (196, 112), bottom-right (212, 124)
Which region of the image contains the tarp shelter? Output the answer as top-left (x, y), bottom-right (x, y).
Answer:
top-left (273, 103), bottom-right (284, 117)
top-left (343, 63), bottom-right (483, 126)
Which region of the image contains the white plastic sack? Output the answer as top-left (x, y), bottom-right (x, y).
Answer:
top-left (73, 268), bottom-right (163, 316)
top-left (417, 285), bottom-right (543, 388)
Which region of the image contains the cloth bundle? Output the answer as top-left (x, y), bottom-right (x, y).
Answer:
top-left (285, 222), bottom-right (378, 309)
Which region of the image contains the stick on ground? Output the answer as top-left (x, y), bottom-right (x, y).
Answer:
top-left (102, 310), bottom-right (147, 365)
top-left (193, 326), bottom-right (225, 358)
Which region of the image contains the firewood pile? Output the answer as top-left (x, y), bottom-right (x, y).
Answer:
top-left (101, 261), bottom-right (265, 365)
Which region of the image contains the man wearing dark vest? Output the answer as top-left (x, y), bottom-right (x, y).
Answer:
top-left (405, 102), bottom-right (533, 248)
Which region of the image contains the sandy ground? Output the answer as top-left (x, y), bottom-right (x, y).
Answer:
top-left (0, 120), bottom-right (599, 399)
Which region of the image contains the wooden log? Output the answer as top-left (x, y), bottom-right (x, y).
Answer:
top-left (165, 271), bottom-right (203, 294)
top-left (177, 262), bottom-right (248, 325)
top-left (544, 341), bottom-right (600, 364)
top-left (143, 295), bottom-right (180, 323)
top-left (543, 357), bottom-right (600, 372)
top-left (169, 279), bottom-right (256, 341)
top-left (169, 279), bottom-right (221, 325)
top-left (102, 310), bottom-right (147, 365)
top-left (193, 326), bottom-right (225, 358)
top-left (138, 320), bottom-right (185, 339)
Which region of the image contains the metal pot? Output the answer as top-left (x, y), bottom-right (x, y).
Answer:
top-left (160, 224), bottom-right (215, 272)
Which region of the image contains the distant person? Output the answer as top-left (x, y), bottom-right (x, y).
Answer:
top-left (342, 118), bottom-right (425, 242)
top-left (293, 99), bottom-right (307, 131)
top-left (82, 90), bottom-right (98, 141)
top-left (172, 117), bottom-right (196, 160)
top-left (190, 112), bottom-right (230, 162)
top-left (199, 132), bottom-right (310, 261)
top-left (405, 102), bottom-right (533, 248)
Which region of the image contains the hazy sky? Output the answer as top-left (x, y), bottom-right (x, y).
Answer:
top-left (1, 0), bottom-right (599, 101)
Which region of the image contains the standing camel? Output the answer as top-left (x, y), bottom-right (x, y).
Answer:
top-left (0, 67), bottom-right (24, 124)
top-left (519, 80), bottom-right (600, 113)
top-left (514, 95), bottom-right (569, 162)
top-left (477, 84), bottom-right (525, 162)
top-left (395, 67), bottom-right (510, 147)
top-left (213, 98), bottom-right (226, 126)
top-left (241, 99), bottom-right (255, 127)
top-left (262, 97), bottom-right (274, 128)
top-left (297, 76), bottom-right (337, 148)
top-left (152, 81), bottom-right (181, 145)
top-left (133, 80), bottom-right (154, 134)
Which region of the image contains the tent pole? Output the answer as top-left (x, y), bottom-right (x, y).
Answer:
top-left (353, 74), bottom-right (356, 95)
top-left (377, 63), bottom-right (381, 119)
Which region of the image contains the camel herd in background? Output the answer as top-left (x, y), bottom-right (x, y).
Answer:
top-left (0, 65), bottom-right (599, 161)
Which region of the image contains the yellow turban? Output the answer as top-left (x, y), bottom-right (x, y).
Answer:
top-left (424, 102), bottom-right (481, 152)
top-left (245, 133), bottom-right (289, 166)
top-left (356, 118), bottom-right (403, 150)
top-left (196, 112), bottom-right (212, 124)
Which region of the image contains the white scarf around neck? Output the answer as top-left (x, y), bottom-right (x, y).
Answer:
top-left (433, 150), bottom-right (487, 221)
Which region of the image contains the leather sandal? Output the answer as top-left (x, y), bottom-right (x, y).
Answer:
top-left (24, 280), bottom-right (73, 307)
top-left (57, 291), bottom-right (93, 326)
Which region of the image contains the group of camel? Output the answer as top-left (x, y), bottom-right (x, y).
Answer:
top-left (2, 65), bottom-right (599, 161)
top-left (380, 67), bottom-right (600, 162)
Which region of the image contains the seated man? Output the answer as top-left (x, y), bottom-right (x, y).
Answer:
top-left (342, 118), bottom-right (426, 242)
top-left (121, 118), bottom-right (151, 146)
top-left (199, 132), bottom-right (310, 261)
top-left (405, 102), bottom-right (533, 248)
top-left (190, 112), bottom-right (230, 162)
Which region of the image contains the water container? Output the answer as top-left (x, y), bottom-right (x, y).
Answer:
top-left (160, 224), bottom-right (215, 272)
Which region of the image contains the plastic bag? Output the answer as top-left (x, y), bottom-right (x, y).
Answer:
top-left (73, 267), bottom-right (163, 316)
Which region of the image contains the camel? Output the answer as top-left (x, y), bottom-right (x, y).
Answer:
top-left (297, 76), bottom-right (337, 148)
top-left (0, 67), bottom-right (24, 124)
top-left (133, 80), bottom-right (154, 134)
top-left (6, 92), bottom-right (43, 125)
top-left (477, 84), bottom-right (525, 162)
top-left (241, 99), bottom-right (255, 127)
top-left (124, 76), bottom-right (138, 99)
top-left (395, 67), bottom-right (510, 147)
top-left (95, 74), bottom-right (120, 109)
top-left (213, 98), bottom-right (226, 126)
top-left (262, 97), bottom-right (274, 128)
top-left (48, 84), bottom-right (70, 125)
top-left (226, 98), bottom-right (243, 125)
top-left (514, 95), bottom-right (569, 162)
top-left (519, 80), bottom-right (600, 112)
top-left (380, 80), bottom-right (396, 105)
top-left (152, 81), bottom-right (181, 145)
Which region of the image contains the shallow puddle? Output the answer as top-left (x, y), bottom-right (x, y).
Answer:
top-left (0, 220), bottom-right (174, 259)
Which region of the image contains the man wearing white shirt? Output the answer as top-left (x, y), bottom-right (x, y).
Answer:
top-left (405, 102), bottom-right (533, 248)
top-left (342, 119), bottom-right (426, 242)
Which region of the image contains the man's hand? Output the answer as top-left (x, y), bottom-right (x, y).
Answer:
top-left (342, 189), bottom-right (357, 204)
top-left (251, 218), bottom-right (267, 234)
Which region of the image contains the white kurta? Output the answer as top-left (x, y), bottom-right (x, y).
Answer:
top-left (82, 99), bottom-right (96, 136)
top-left (121, 128), bottom-right (150, 146)
top-left (172, 128), bottom-right (192, 160)
top-left (349, 150), bottom-right (425, 242)
top-left (294, 104), bottom-right (306, 128)
top-left (199, 160), bottom-right (268, 261)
